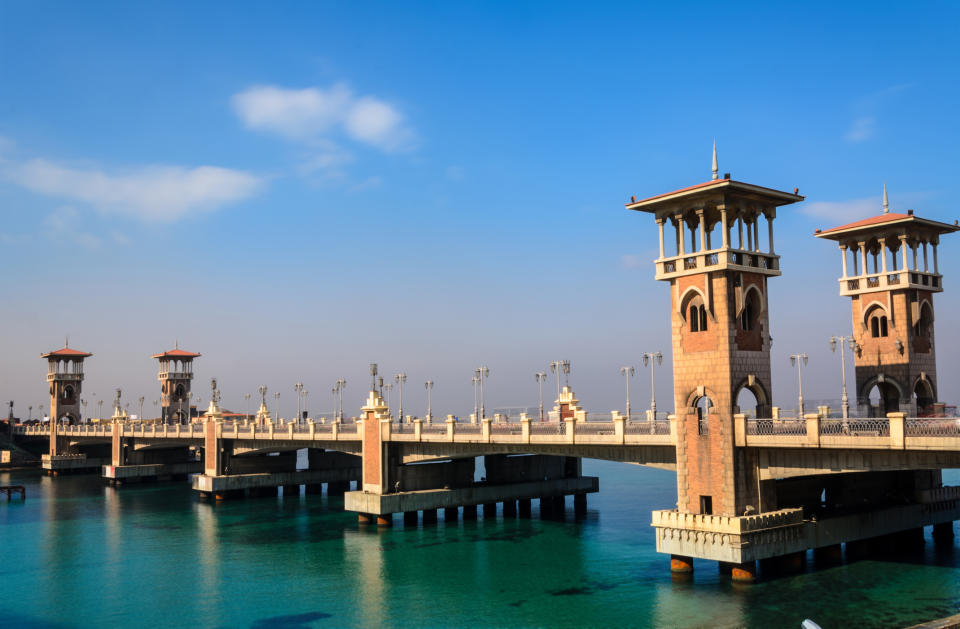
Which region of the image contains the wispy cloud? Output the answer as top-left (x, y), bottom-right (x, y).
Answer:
top-left (620, 254), bottom-right (646, 269)
top-left (232, 83), bottom-right (415, 153)
top-left (4, 158), bottom-right (264, 222)
top-left (802, 196), bottom-right (878, 223)
top-left (44, 206), bottom-right (101, 249)
top-left (844, 116), bottom-right (875, 143)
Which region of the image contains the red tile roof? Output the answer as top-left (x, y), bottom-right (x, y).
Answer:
top-left (41, 347), bottom-right (92, 358)
top-left (628, 178), bottom-right (729, 205)
top-left (625, 177), bottom-right (803, 210)
top-left (151, 349), bottom-right (202, 359)
top-left (816, 212), bottom-right (960, 238)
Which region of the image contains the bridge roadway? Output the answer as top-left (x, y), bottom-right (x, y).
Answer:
top-left (15, 411), bottom-right (960, 476)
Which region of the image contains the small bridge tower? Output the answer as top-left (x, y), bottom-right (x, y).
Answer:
top-left (41, 343), bottom-right (92, 457)
top-left (626, 148), bottom-right (803, 519)
top-left (816, 189), bottom-right (958, 416)
top-left (152, 344), bottom-right (201, 423)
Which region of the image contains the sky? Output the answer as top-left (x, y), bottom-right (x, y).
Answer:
top-left (2, 2), bottom-right (959, 419)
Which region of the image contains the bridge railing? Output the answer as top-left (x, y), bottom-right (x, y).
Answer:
top-left (625, 420), bottom-right (671, 435)
top-left (820, 418), bottom-right (890, 436)
top-left (746, 419), bottom-right (807, 436)
top-left (905, 417), bottom-right (960, 437)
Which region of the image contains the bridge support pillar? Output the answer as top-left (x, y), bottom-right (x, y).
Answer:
top-left (358, 512), bottom-right (374, 525)
top-left (574, 493), bottom-right (587, 515)
top-left (327, 480), bottom-right (349, 495)
top-left (670, 555), bottom-right (694, 574)
top-left (422, 508), bottom-right (437, 524)
top-left (462, 504), bottom-right (478, 520)
top-left (305, 483), bottom-right (323, 495)
top-left (444, 506), bottom-right (459, 521)
top-left (518, 498), bottom-right (531, 517)
top-left (403, 511), bottom-right (418, 526)
top-left (483, 502), bottom-right (497, 518)
top-left (934, 522), bottom-right (955, 543)
top-left (813, 544), bottom-right (843, 565)
top-left (282, 485), bottom-right (300, 497)
top-left (503, 500), bottom-right (517, 517)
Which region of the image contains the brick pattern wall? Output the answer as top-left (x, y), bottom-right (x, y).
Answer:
top-left (852, 289), bottom-right (940, 410)
top-left (670, 270), bottom-right (773, 517)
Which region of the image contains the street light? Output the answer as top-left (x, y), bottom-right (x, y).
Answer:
top-left (535, 372), bottom-right (547, 422)
top-left (641, 352), bottom-right (663, 417)
top-left (97, 400), bottom-right (103, 422)
top-left (383, 382), bottom-right (393, 413)
top-left (138, 396), bottom-right (145, 422)
top-left (830, 336), bottom-right (856, 421)
top-left (331, 386), bottom-right (338, 421)
top-left (258, 385), bottom-right (268, 424)
top-left (471, 373), bottom-right (480, 421)
top-left (153, 399), bottom-right (158, 420)
top-left (369, 364), bottom-right (378, 392)
top-left (789, 353), bottom-right (809, 416)
top-left (244, 393), bottom-right (251, 421)
top-left (549, 360), bottom-right (569, 418)
top-left (620, 366), bottom-right (635, 420)
top-left (303, 390), bottom-right (309, 420)
top-left (336, 378), bottom-right (346, 421)
top-left (274, 391), bottom-right (280, 421)
top-left (476, 366), bottom-right (490, 421)
top-left (294, 382), bottom-right (304, 424)
top-left (424, 380), bottom-right (434, 422)
top-left (28, 405), bottom-right (32, 421)
top-left (80, 399), bottom-right (87, 423)
top-left (394, 372), bottom-right (407, 422)
top-left (187, 392), bottom-right (193, 422)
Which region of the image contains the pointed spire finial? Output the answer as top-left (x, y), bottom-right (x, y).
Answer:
top-left (65, 335), bottom-right (68, 348)
top-left (174, 338), bottom-right (178, 350)
top-left (882, 182), bottom-right (889, 214)
top-left (712, 140), bottom-right (719, 180)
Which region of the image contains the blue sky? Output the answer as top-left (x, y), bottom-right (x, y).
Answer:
top-left (2, 2), bottom-right (959, 418)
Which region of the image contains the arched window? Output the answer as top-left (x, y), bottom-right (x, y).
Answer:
top-left (914, 302), bottom-right (933, 338)
top-left (880, 316), bottom-right (888, 337)
top-left (175, 383), bottom-right (185, 397)
top-left (682, 292), bottom-right (708, 333)
top-left (871, 316), bottom-right (880, 337)
top-left (739, 289), bottom-right (761, 332)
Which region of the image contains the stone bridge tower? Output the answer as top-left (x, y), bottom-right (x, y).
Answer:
top-left (42, 343), bottom-right (92, 456)
top-left (626, 151), bottom-right (803, 519)
top-left (815, 188), bottom-right (958, 416)
top-left (152, 345), bottom-right (201, 423)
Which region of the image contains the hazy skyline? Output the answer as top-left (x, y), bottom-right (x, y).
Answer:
top-left (2, 2), bottom-right (959, 418)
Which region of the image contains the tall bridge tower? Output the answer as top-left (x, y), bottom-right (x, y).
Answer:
top-left (41, 343), bottom-right (92, 457)
top-left (816, 190), bottom-right (958, 416)
top-left (626, 151), bottom-right (803, 519)
top-left (152, 345), bottom-right (201, 423)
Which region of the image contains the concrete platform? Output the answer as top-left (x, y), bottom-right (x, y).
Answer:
top-left (344, 476), bottom-right (599, 515)
top-left (102, 462), bottom-right (203, 482)
top-left (654, 495), bottom-right (960, 564)
top-left (192, 467), bottom-right (360, 494)
top-left (42, 454), bottom-right (108, 473)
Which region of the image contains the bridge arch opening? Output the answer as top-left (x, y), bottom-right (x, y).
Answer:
top-left (735, 387), bottom-right (760, 418)
top-left (693, 395), bottom-right (713, 435)
top-left (914, 379), bottom-right (936, 415)
top-left (863, 378), bottom-right (902, 417)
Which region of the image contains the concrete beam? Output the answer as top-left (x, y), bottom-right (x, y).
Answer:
top-left (192, 467), bottom-right (359, 494)
top-left (344, 476), bottom-right (599, 515)
top-left (102, 462), bottom-right (202, 482)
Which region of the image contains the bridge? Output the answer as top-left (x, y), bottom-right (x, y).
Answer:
top-left (7, 152), bottom-right (960, 583)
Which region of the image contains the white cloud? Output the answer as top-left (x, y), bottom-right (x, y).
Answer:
top-left (6, 158), bottom-right (263, 222)
top-left (620, 254), bottom-right (645, 269)
top-left (845, 116), bottom-right (875, 143)
top-left (802, 196), bottom-right (878, 223)
top-left (232, 83), bottom-right (415, 152)
top-left (43, 206), bottom-right (101, 249)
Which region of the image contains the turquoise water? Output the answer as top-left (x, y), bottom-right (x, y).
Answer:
top-left (2, 461), bottom-right (959, 628)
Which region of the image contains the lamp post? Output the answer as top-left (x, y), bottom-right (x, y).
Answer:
top-left (138, 396), bottom-right (144, 422)
top-left (641, 352), bottom-right (663, 418)
top-left (476, 366), bottom-right (489, 421)
top-left (549, 360), bottom-right (569, 418)
top-left (244, 393), bottom-right (251, 421)
top-left (187, 392), bottom-right (193, 423)
top-left (535, 372), bottom-right (547, 422)
top-left (39, 404), bottom-right (44, 423)
top-left (383, 382), bottom-right (393, 413)
top-left (80, 399), bottom-right (86, 423)
top-left (394, 372), bottom-right (407, 422)
top-left (471, 373), bottom-right (480, 421)
top-left (789, 353), bottom-right (809, 416)
top-left (294, 382), bottom-right (304, 425)
top-left (97, 400), bottom-right (103, 422)
top-left (274, 391), bottom-right (280, 422)
top-left (620, 366), bottom-right (635, 420)
top-left (303, 390), bottom-right (309, 420)
top-left (336, 378), bottom-right (346, 421)
top-left (424, 380), bottom-right (434, 422)
top-left (331, 386), bottom-right (337, 421)
top-left (153, 399), bottom-right (158, 420)
top-left (28, 405), bottom-right (32, 421)
top-left (369, 363), bottom-right (378, 392)
top-left (830, 336), bottom-right (856, 423)
top-left (258, 385), bottom-right (268, 425)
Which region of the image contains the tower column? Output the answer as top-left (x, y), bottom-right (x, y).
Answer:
top-left (878, 238), bottom-right (887, 273)
top-left (923, 242), bottom-right (929, 271)
top-left (656, 218), bottom-right (665, 259)
top-left (753, 217), bottom-right (760, 252)
top-left (859, 241), bottom-right (868, 276)
top-left (766, 210), bottom-right (775, 253)
top-left (737, 215), bottom-right (743, 249)
top-left (697, 208), bottom-right (706, 252)
top-left (912, 242), bottom-right (919, 271)
top-left (720, 207), bottom-right (729, 248)
top-left (840, 245), bottom-right (849, 278)
top-left (933, 239), bottom-right (939, 273)
top-left (899, 236), bottom-right (909, 273)
top-left (676, 213), bottom-right (686, 255)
